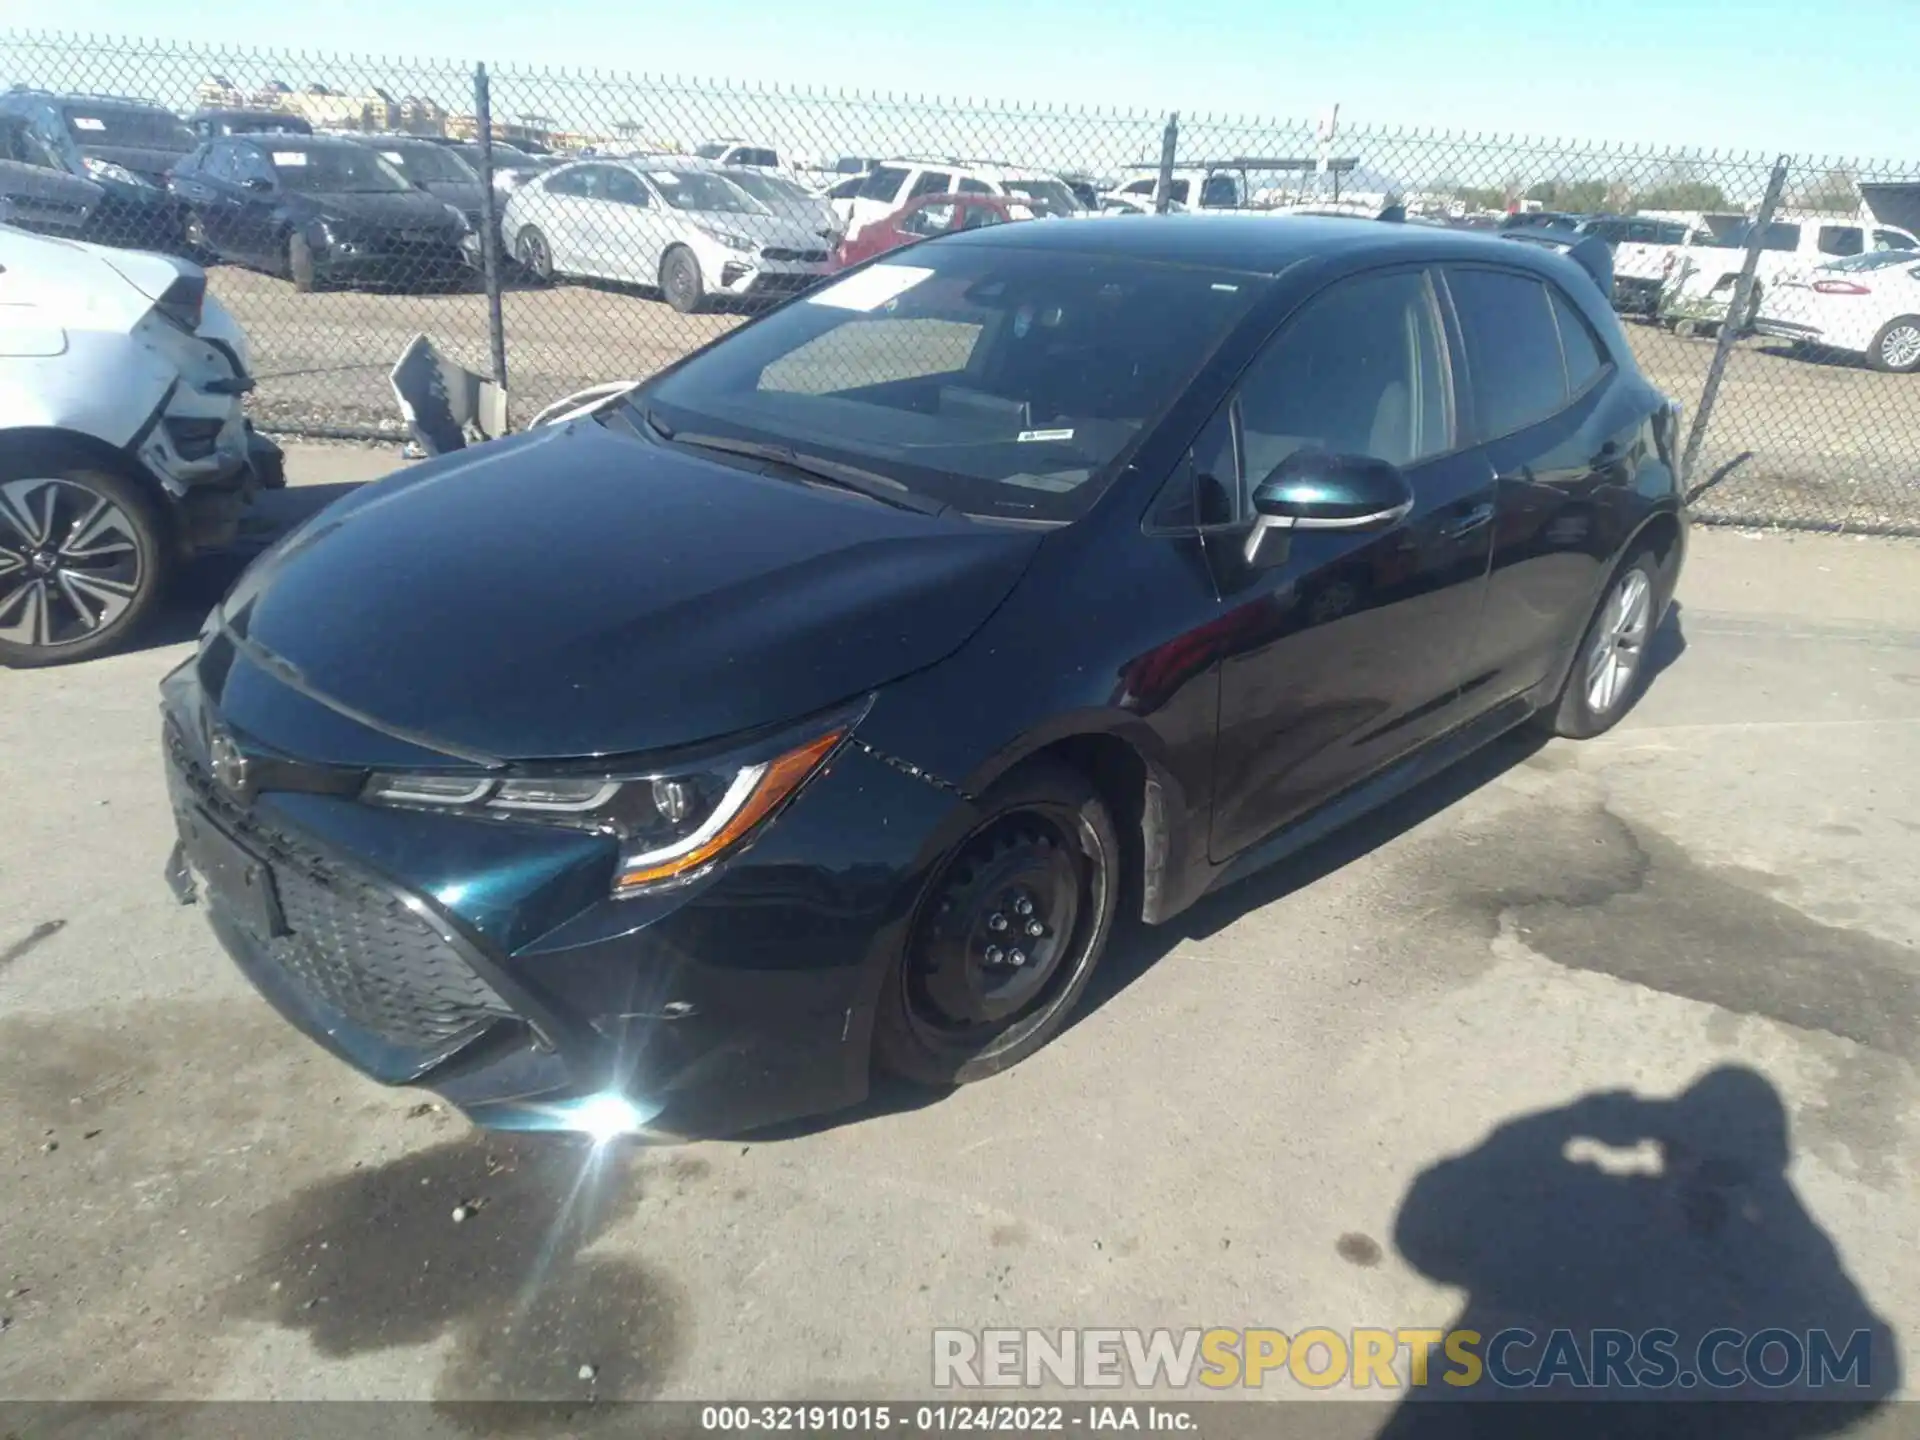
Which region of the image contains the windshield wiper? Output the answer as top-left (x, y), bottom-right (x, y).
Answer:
top-left (643, 410), bottom-right (951, 517)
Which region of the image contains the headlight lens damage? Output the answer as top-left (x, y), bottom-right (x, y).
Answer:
top-left (362, 719), bottom-right (852, 896)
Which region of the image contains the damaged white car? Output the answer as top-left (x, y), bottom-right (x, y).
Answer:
top-left (0, 225), bottom-right (282, 666)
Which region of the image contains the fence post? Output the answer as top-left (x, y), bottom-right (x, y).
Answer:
top-left (1153, 113), bottom-right (1179, 214)
top-left (1679, 153), bottom-right (1790, 490)
top-left (473, 62), bottom-right (510, 410)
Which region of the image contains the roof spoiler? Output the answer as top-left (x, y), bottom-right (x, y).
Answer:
top-left (1499, 225), bottom-right (1616, 296)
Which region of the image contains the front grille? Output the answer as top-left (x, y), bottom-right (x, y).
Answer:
top-left (760, 247), bottom-right (829, 263)
top-left (166, 721), bottom-right (513, 1056)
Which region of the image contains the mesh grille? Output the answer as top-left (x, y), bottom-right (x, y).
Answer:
top-left (166, 722), bottom-right (513, 1055)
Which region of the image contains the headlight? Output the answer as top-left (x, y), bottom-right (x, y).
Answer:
top-left (82, 157), bottom-right (149, 188)
top-left (701, 225), bottom-right (756, 253)
top-left (361, 712), bottom-right (858, 895)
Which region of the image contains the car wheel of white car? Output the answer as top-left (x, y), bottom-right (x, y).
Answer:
top-left (1869, 318), bottom-right (1920, 374)
top-left (662, 246), bottom-right (706, 315)
top-left (0, 455), bottom-right (168, 668)
top-left (514, 226), bottom-right (554, 285)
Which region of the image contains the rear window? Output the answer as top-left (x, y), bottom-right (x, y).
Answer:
top-left (1447, 267), bottom-right (1569, 439)
top-left (1716, 221), bottom-right (1802, 251)
top-left (1549, 288), bottom-right (1609, 394)
top-left (61, 104), bottom-right (194, 153)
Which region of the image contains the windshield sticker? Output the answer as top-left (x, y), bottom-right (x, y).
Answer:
top-left (1211, 282), bottom-right (1240, 292)
top-left (648, 171), bottom-right (681, 185)
top-left (1013, 304), bottom-right (1034, 338)
top-left (806, 264), bottom-right (934, 312)
top-left (273, 151), bottom-right (309, 166)
top-left (1016, 428), bottom-right (1075, 443)
top-left (72, 117), bottom-right (106, 132)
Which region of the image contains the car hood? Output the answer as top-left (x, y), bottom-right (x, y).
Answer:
top-left (299, 189), bottom-right (463, 229)
top-left (218, 421), bottom-right (1042, 762)
top-left (417, 179), bottom-right (486, 216)
top-left (79, 144), bottom-right (192, 184)
top-left (0, 161), bottom-right (100, 207)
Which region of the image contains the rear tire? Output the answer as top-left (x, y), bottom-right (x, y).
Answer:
top-left (1531, 548), bottom-right (1661, 740)
top-left (287, 232), bottom-right (319, 293)
top-left (0, 449), bottom-right (170, 668)
top-left (661, 245), bottom-right (706, 314)
top-left (875, 759), bottom-right (1120, 1088)
top-left (1867, 316), bottom-right (1920, 374)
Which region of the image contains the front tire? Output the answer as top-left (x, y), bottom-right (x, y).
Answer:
top-left (661, 245), bottom-right (706, 314)
top-left (0, 452), bottom-right (169, 668)
top-left (1532, 548), bottom-right (1661, 740)
top-left (514, 225), bottom-right (554, 285)
top-left (1868, 317), bottom-right (1920, 374)
top-left (287, 232), bottom-right (319, 293)
top-left (875, 759), bottom-right (1120, 1087)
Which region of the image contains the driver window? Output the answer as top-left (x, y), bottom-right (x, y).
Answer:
top-left (902, 201), bottom-right (956, 236)
top-left (1234, 268), bottom-right (1450, 499)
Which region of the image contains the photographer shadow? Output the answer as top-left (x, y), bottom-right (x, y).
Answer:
top-left (1378, 1066), bottom-right (1901, 1439)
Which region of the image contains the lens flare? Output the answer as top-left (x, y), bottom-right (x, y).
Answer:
top-left (564, 1092), bottom-right (656, 1145)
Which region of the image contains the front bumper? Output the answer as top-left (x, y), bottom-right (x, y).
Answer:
top-left (159, 659), bottom-right (965, 1139)
top-left (312, 234), bottom-right (473, 285)
top-left (714, 256), bottom-right (832, 298)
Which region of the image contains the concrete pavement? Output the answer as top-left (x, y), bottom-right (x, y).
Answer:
top-left (0, 449), bottom-right (1915, 1422)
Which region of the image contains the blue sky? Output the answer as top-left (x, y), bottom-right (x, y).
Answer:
top-left (18, 0), bottom-right (1918, 161)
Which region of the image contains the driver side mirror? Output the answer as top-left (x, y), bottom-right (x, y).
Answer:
top-left (243, 176), bottom-right (272, 193)
top-left (1243, 449), bottom-right (1415, 567)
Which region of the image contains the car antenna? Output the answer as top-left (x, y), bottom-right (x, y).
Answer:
top-left (1376, 201), bottom-right (1406, 223)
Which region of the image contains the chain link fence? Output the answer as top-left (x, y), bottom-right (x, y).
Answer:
top-left (5, 30), bottom-right (1920, 532)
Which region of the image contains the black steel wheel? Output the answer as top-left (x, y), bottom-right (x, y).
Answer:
top-left (875, 759), bottom-right (1119, 1087)
top-left (0, 452), bottom-right (168, 667)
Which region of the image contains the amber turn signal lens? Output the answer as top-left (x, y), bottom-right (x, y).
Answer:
top-left (614, 727), bottom-right (846, 891)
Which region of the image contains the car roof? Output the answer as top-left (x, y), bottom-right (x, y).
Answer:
top-left (941, 211), bottom-right (1574, 275)
top-left (228, 134), bottom-right (368, 153)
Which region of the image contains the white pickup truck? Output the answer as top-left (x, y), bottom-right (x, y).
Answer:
top-left (1659, 213), bottom-right (1920, 336)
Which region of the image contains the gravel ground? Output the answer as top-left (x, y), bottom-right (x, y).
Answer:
top-left (208, 261), bottom-right (1920, 533)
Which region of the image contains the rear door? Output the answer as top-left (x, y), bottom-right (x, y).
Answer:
top-left (1206, 265), bottom-right (1498, 861)
top-left (1448, 264), bottom-right (1646, 700)
top-left (229, 142), bottom-right (285, 267)
top-left (173, 138), bottom-right (236, 252)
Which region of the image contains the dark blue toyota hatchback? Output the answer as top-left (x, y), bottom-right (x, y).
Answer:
top-left (162, 215), bottom-right (1686, 1140)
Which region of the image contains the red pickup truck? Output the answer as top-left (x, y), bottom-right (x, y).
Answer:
top-left (831, 192), bottom-right (1029, 270)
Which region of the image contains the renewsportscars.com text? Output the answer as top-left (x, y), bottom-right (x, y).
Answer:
top-left (932, 1327), bottom-right (1875, 1392)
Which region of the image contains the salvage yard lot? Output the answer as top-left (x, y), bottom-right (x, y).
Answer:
top-left (0, 452), bottom-right (1916, 1418)
top-left (210, 262), bottom-right (1920, 533)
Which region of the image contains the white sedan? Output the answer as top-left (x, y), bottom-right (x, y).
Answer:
top-left (500, 158), bottom-right (833, 313)
top-left (1755, 250), bottom-right (1920, 373)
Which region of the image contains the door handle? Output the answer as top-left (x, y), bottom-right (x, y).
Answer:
top-left (1439, 502), bottom-right (1495, 539)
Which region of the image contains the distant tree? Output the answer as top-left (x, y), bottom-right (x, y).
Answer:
top-left (1796, 167), bottom-right (1860, 215)
top-left (1522, 177), bottom-right (1611, 213)
top-left (1637, 179), bottom-right (1729, 212)
top-left (1453, 183), bottom-right (1510, 212)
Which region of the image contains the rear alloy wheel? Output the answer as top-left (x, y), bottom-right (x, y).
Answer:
top-left (1869, 317), bottom-right (1920, 374)
top-left (876, 760), bottom-right (1119, 1087)
top-left (661, 246), bottom-right (706, 314)
top-left (514, 225), bottom-right (554, 285)
top-left (0, 461), bottom-right (167, 667)
top-left (1533, 549), bottom-right (1660, 740)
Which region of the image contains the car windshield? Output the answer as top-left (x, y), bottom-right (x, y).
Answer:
top-left (270, 145), bottom-right (411, 193)
top-left (725, 169), bottom-right (811, 211)
top-left (633, 246), bottom-right (1269, 522)
top-left (1000, 178), bottom-right (1083, 217)
top-left (457, 141), bottom-right (532, 167)
top-left (380, 144), bottom-right (476, 183)
top-left (649, 169), bottom-right (762, 213)
top-left (62, 105), bottom-right (194, 153)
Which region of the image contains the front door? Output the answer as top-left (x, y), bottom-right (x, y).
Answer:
top-left (1206, 265), bottom-right (1497, 863)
